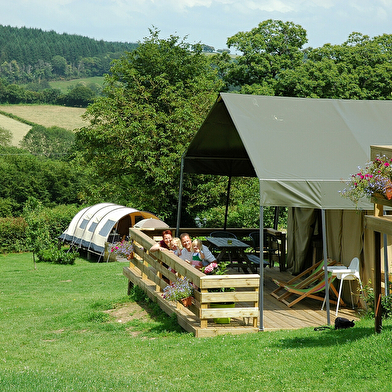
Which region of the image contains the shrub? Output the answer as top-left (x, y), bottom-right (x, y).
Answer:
top-left (361, 279), bottom-right (392, 319)
top-left (0, 217), bottom-right (28, 253)
top-left (36, 245), bottom-right (78, 265)
top-left (0, 200), bottom-right (81, 254)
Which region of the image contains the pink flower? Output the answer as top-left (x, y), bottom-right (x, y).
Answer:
top-left (204, 262), bottom-right (218, 274)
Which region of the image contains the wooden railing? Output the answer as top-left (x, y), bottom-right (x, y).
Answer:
top-left (123, 229), bottom-right (260, 334)
top-left (135, 227), bottom-right (287, 270)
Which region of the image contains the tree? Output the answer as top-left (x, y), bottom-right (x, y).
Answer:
top-left (220, 19), bottom-right (308, 93)
top-left (0, 127), bottom-right (11, 146)
top-left (20, 125), bottom-right (75, 159)
top-left (0, 145), bottom-right (85, 216)
top-left (59, 85), bottom-right (96, 107)
top-left (74, 29), bottom-right (223, 223)
top-left (51, 55), bottom-right (67, 76)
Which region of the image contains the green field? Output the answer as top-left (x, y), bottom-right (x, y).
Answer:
top-left (0, 104), bottom-right (88, 147)
top-left (1, 253), bottom-right (392, 391)
top-left (49, 76), bottom-right (105, 93)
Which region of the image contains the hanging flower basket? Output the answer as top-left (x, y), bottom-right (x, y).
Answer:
top-left (341, 155), bottom-right (392, 206)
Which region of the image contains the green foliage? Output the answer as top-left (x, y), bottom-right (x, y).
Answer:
top-left (58, 84), bottom-right (96, 107)
top-left (0, 197), bottom-right (18, 218)
top-left (0, 126), bottom-right (11, 146)
top-left (36, 245), bottom-right (78, 265)
top-left (219, 19), bottom-right (308, 92)
top-left (0, 203), bottom-right (79, 254)
top-left (0, 216), bottom-right (28, 252)
top-left (20, 124), bottom-right (75, 159)
top-left (361, 280), bottom-right (392, 319)
top-left (22, 199), bottom-right (80, 264)
top-left (74, 28), bottom-right (223, 223)
top-left (212, 21), bottom-right (392, 100)
top-left (23, 198), bottom-right (53, 257)
top-left (0, 145), bottom-right (85, 215)
top-left (194, 177), bottom-right (287, 229)
top-left (128, 284), bottom-right (151, 303)
top-left (0, 25), bottom-right (138, 83)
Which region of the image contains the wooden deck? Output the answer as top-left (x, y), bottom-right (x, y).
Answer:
top-left (260, 266), bottom-right (360, 331)
top-left (124, 262), bottom-right (360, 336)
top-left (123, 228), bottom-right (360, 337)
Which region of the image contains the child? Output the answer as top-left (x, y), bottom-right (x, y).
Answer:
top-left (170, 237), bottom-right (182, 257)
top-left (191, 239), bottom-right (204, 269)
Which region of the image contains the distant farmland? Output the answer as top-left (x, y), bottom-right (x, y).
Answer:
top-left (0, 105), bottom-right (88, 147)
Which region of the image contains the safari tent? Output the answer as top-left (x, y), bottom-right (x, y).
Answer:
top-left (60, 203), bottom-right (161, 259)
top-left (177, 93), bottom-right (392, 327)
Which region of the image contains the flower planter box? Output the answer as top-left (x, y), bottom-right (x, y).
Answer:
top-left (209, 302), bottom-right (235, 324)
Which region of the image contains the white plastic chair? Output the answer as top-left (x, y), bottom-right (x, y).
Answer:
top-left (334, 257), bottom-right (363, 316)
top-left (321, 257), bottom-right (364, 315)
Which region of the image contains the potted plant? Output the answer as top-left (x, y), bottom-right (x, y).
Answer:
top-left (202, 261), bottom-right (235, 323)
top-left (162, 277), bottom-right (194, 307)
top-left (341, 155), bottom-right (392, 205)
top-left (110, 240), bottom-right (134, 260)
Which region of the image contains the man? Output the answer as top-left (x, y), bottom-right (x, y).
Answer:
top-left (179, 232), bottom-right (216, 267)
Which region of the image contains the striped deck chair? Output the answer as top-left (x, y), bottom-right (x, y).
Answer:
top-left (270, 258), bottom-right (337, 301)
top-left (279, 272), bottom-right (339, 308)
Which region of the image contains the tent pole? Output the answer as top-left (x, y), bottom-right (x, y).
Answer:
top-left (175, 154), bottom-right (185, 238)
top-left (273, 207), bottom-right (279, 230)
top-left (224, 176), bottom-right (232, 230)
top-left (321, 209), bottom-right (331, 325)
top-left (259, 205), bottom-right (264, 331)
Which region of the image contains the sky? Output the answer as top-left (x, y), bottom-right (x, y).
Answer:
top-left (1, 0), bottom-right (392, 52)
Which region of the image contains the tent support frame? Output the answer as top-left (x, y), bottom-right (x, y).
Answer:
top-left (259, 206), bottom-right (264, 331)
top-left (321, 209), bottom-right (331, 325)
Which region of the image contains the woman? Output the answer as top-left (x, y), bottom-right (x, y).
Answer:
top-left (149, 229), bottom-right (173, 252)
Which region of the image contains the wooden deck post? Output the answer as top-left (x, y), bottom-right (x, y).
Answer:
top-left (199, 289), bottom-right (208, 329)
top-left (374, 230), bottom-right (382, 333)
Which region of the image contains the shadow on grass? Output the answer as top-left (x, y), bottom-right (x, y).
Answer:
top-left (274, 324), bottom-right (392, 349)
top-left (122, 285), bottom-right (189, 336)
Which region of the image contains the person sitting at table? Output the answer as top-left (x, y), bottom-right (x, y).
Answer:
top-left (149, 229), bottom-right (173, 252)
top-left (179, 233), bottom-right (216, 267)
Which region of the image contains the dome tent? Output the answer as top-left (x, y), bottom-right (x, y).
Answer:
top-left (59, 203), bottom-right (160, 259)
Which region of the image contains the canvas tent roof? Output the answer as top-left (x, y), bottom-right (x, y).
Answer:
top-left (182, 93), bottom-right (392, 328)
top-left (184, 93), bottom-right (392, 210)
top-left (60, 203), bottom-right (159, 255)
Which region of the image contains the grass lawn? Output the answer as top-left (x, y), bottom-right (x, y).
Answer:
top-left (1, 253), bottom-right (392, 391)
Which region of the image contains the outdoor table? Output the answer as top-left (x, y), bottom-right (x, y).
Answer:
top-left (206, 237), bottom-right (256, 273)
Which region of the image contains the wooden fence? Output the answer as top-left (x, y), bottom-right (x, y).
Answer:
top-left (122, 229), bottom-right (260, 337)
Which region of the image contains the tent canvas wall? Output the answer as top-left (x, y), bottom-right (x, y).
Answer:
top-left (60, 203), bottom-right (159, 258)
top-left (179, 93), bottom-right (392, 326)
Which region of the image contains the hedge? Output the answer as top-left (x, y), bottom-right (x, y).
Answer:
top-left (0, 204), bottom-right (81, 254)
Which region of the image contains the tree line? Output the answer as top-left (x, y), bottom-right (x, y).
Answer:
top-left (0, 79), bottom-right (96, 106)
top-left (0, 25), bottom-right (138, 83)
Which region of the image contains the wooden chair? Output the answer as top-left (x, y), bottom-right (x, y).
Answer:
top-left (270, 258), bottom-right (337, 301)
top-left (280, 273), bottom-right (339, 308)
top-left (250, 230), bottom-right (281, 268)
